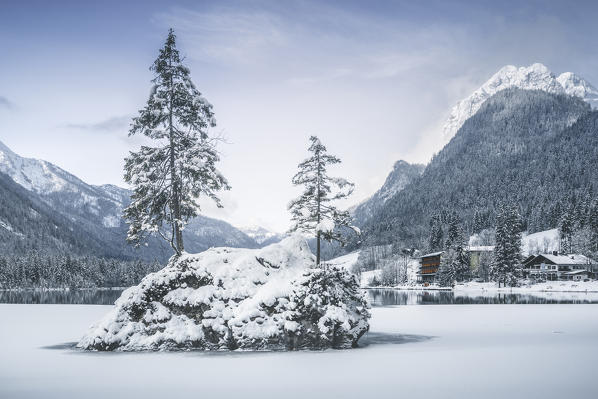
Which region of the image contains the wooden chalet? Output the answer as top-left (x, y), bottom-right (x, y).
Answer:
top-left (521, 253), bottom-right (597, 281)
top-left (418, 251), bottom-right (444, 283)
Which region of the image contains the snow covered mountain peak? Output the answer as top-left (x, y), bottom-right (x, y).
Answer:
top-left (556, 72), bottom-right (598, 107)
top-left (0, 139), bottom-right (72, 194)
top-left (240, 225), bottom-right (284, 246)
top-left (442, 63), bottom-right (598, 143)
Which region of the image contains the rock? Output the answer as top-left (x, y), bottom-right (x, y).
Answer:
top-left (77, 234), bottom-right (370, 351)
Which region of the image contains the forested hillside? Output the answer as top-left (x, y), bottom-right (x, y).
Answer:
top-left (0, 140), bottom-right (260, 263)
top-left (0, 172), bottom-right (121, 257)
top-left (363, 89), bottom-right (598, 247)
top-left (351, 160), bottom-right (424, 226)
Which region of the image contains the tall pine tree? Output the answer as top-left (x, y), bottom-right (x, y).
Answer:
top-left (288, 136), bottom-right (356, 265)
top-left (436, 212), bottom-right (470, 286)
top-left (559, 210), bottom-right (574, 254)
top-left (490, 203), bottom-right (522, 287)
top-left (428, 212), bottom-right (443, 252)
top-left (124, 29), bottom-right (230, 256)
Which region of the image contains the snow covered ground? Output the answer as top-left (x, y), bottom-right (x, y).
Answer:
top-left (1, 303), bottom-right (597, 398)
top-left (521, 228), bottom-right (560, 255)
top-left (323, 250), bottom-right (360, 270)
top-left (359, 269), bottom-right (381, 286)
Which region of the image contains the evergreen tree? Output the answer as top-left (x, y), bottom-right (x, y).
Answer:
top-left (124, 29), bottom-right (230, 256)
top-left (429, 212), bottom-right (443, 252)
top-left (589, 201), bottom-right (598, 253)
top-left (559, 210), bottom-right (574, 254)
top-left (445, 211), bottom-right (464, 250)
top-left (436, 212), bottom-right (469, 286)
top-left (490, 203), bottom-right (522, 287)
top-left (473, 209), bottom-right (485, 234)
top-left (288, 136), bottom-right (356, 265)
top-left (435, 255), bottom-right (456, 287)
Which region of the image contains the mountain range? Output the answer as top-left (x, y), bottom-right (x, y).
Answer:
top-left (354, 63), bottom-right (598, 248)
top-left (349, 64), bottom-right (598, 233)
top-left (239, 226), bottom-right (286, 246)
top-left (3, 62), bottom-right (597, 261)
top-left (0, 140), bottom-right (262, 262)
top-left (363, 88), bottom-right (597, 246)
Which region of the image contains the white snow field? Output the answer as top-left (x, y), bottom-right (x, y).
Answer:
top-left (323, 250), bottom-right (360, 270)
top-left (1, 304), bottom-right (597, 398)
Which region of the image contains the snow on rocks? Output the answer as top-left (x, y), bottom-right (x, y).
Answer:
top-left (442, 63), bottom-right (598, 144)
top-left (77, 234), bottom-right (370, 351)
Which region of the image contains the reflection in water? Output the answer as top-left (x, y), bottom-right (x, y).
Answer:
top-left (1, 287), bottom-right (597, 306)
top-left (358, 332), bottom-right (434, 347)
top-left (0, 289), bottom-right (123, 305)
top-left (366, 289), bottom-right (598, 306)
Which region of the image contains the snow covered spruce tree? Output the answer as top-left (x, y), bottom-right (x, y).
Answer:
top-left (490, 203), bottom-right (522, 287)
top-left (288, 136), bottom-right (356, 265)
top-left (559, 210), bottom-right (574, 254)
top-left (428, 212), bottom-right (444, 252)
top-left (436, 212), bottom-right (470, 287)
top-left (124, 29), bottom-right (229, 256)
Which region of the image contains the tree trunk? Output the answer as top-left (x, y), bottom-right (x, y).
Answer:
top-left (316, 149), bottom-right (321, 266)
top-left (170, 132), bottom-right (183, 255)
top-left (316, 231), bottom-right (321, 266)
top-left (169, 56), bottom-right (183, 256)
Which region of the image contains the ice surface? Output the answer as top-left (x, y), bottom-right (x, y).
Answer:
top-left (1, 303), bottom-right (597, 398)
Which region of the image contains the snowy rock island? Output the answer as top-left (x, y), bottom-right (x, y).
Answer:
top-left (77, 235), bottom-right (370, 351)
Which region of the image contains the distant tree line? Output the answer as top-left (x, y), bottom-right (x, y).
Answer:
top-left (0, 252), bottom-right (162, 290)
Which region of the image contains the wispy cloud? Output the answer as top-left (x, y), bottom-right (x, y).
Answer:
top-left (0, 96), bottom-right (14, 110)
top-left (154, 3), bottom-right (466, 87)
top-left (65, 115), bottom-right (131, 133)
top-left (155, 7), bottom-right (287, 65)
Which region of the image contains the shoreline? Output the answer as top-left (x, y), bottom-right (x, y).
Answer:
top-left (0, 287), bottom-right (128, 292)
top-left (362, 281), bottom-right (598, 294)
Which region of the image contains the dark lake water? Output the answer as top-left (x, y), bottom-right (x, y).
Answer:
top-left (0, 289), bottom-right (124, 305)
top-left (366, 288), bottom-right (598, 305)
top-left (1, 288), bottom-right (597, 306)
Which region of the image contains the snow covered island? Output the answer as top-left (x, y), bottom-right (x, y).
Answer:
top-left (77, 235), bottom-right (370, 351)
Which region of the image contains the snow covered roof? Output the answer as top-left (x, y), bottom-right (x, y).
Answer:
top-left (537, 254), bottom-right (595, 265)
top-left (468, 246), bottom-right (494, 252)
top-left (420, 251), bottom-right (444, 258)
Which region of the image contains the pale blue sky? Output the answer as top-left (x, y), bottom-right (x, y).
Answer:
top-left (1, 0), bottom-right (598, 231)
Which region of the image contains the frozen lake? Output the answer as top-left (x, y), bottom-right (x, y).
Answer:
top-left (1, 303), bottom-right (597, 398)
top-left (3, 287), bottom-right (598, 305)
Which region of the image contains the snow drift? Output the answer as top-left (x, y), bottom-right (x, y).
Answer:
top-left (77, 234), bottom-right (370, 351)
